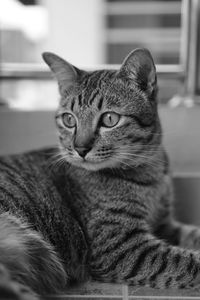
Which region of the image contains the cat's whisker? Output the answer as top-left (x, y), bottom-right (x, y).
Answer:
top-left (117, 147), bottom-right (161, 155)
top-left (116, 153), bottom-right (161, 169)
top-left (119, 152), bottom-right (166, 165)
top-left (113, 157), bottom-right (133, 169)
top-left (114, 144), bottom-right (161, 152)
top-left (117, 148), bottom-right (165, 162)
top-left (48, 152), bottom-right (69, 171)
top-left (117, 144), bottom-right (165, 160)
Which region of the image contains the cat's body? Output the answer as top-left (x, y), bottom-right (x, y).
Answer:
top-left (1, 48), bottom-right (200, 299)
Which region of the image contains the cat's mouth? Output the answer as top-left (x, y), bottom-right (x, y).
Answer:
top-left (70, 156), bottom-right (116, 171)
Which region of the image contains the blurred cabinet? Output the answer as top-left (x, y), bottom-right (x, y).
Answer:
top-left (105, 0), bottom-right (181, 64)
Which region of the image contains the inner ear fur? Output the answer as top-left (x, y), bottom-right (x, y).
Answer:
top-left (119, 48), bottom-right (157, 93)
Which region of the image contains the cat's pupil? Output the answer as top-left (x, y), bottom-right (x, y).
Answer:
top-left (101, 112), bottom-right (120, 128)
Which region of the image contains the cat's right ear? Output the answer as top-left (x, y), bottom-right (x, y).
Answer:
top-left (42, 52), bottom-right (80, 96)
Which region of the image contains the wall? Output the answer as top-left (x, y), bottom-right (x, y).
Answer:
top-left (40, 0), bottom-right (105, 66)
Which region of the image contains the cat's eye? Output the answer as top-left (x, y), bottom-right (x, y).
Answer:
top-left (101, 112), bottom-right (120, 128)
top-left (62, 113), bottom-right (76, 128)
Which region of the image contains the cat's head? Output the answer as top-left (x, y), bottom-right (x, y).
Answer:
top-left (42, 48), bottom-right (161, 171)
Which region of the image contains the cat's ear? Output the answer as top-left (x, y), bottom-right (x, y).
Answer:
top-left (42, 52), bottom-right (80, 95)
top-left (119, 48), bottom-right (157, 94)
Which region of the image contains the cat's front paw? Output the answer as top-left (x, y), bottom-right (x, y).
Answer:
top-left (0, 265), bottom-right (38, 300)
top-left (181, 226), bottom-right (200, 251)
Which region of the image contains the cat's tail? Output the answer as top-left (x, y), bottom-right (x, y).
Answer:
top-left (0, 213), bottom-right (67, 296)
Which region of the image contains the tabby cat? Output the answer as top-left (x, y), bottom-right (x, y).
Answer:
top-left (1, 48), bottom-right (200, 300)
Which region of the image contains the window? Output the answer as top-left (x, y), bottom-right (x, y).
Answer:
top-left (0, 0), bottom-right (199, 108)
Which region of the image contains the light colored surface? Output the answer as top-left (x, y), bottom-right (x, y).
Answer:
top-left (0, 109), bottom-right (57, 155)
top-left (44, 281), bottom-right (200, 299)
top-left (160, 106), bottom-right (200, 174)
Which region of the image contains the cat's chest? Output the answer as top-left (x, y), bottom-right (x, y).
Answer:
top-left (68, 170), bottom-right (168, 227)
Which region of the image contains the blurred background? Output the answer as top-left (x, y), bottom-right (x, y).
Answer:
top-left (0, 0), bottom-right (187, 109)
top-left (1, 0), bottom-right (200, 224)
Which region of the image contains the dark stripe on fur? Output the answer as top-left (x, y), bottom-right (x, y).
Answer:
top-left (173, 253), bottom-right (181, 267)
top-left (88, 90), bottom-right (99, 106)
top-left (93, 227), bottom-right (147, 259)
top-left (106, 207), bottom-right (144, 220)
top-left (149, 248), bottom-right (171, 282)
top-left (132, 200), bottom-right (147, 211)
top-left (70, 98), bottom-right (75, 111)
top-left (0, 160), bottom-right (19, 174)
top-left (124, 243), bottom-right (160, 279)
top-left (78, 94), bottom-right (82, 106)
top-left (0, 169), bottom-right (35, 206)
top-left (187, 254), bottom-right (198, 275)
top-left (97, 97), bottom-right (103, 110)
top-left (92, 239), bottom-right (150, 276)
top-left (165, 276), bottom-right (173, 288)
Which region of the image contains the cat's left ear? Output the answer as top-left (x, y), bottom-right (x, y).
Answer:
top-left (42, 52), bottom-right (81, 95)
top-left (119, 48), bottom-right (157, 94)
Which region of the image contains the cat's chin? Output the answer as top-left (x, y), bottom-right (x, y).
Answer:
top-left (71, 159), bottom-right (117, 172)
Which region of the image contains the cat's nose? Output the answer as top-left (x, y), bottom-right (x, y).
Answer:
top-left (75, 146), bottom-right (91, 158)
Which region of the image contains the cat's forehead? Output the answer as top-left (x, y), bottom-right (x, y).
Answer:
top-left (60, 70), bottom-right (115, 108)
top-left (59, 68), bottom-right (147, 115)
top-left (80, 70), bottom-right (146, 106)
top-left (81, 70), bottom-right (116, 95)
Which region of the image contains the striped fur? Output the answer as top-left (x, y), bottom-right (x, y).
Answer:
top-left (1, 49), bottom-right (200, 299)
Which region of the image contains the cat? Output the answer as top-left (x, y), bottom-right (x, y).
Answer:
top-left (1, 48), bottom-right (200, 300)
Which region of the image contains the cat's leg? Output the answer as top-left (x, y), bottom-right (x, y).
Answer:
top-left (0, 213), bottom-right (67, 296)
top-left (89, 219), bottom-right (200, 289)
top-left (154, 177), bottom-right (200, 250)
top-left (155, 217), bottom-right (200, 250)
